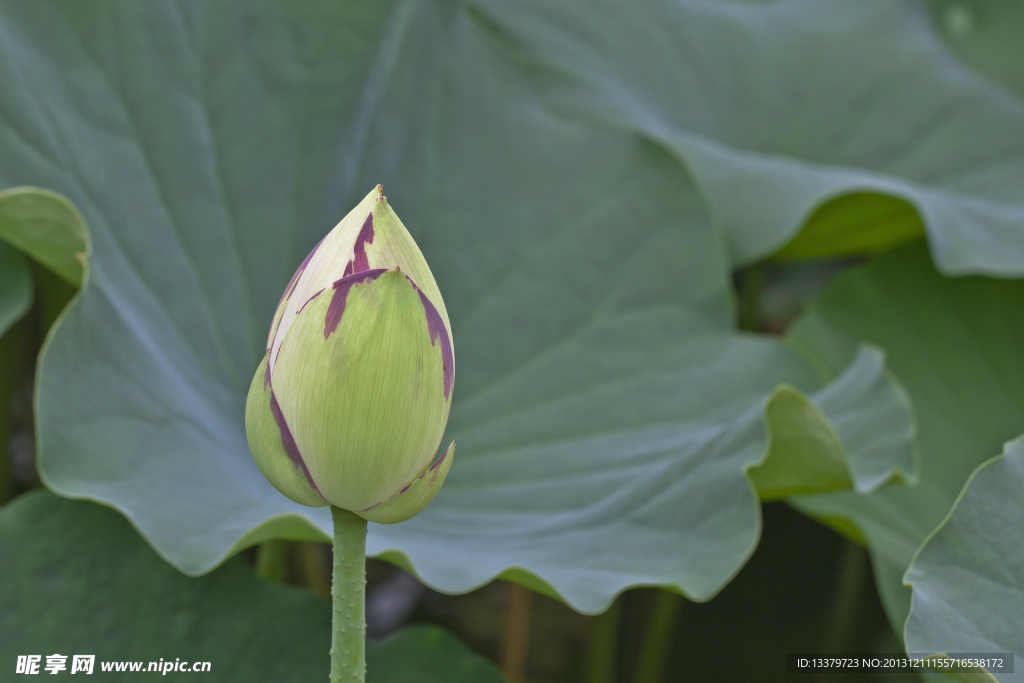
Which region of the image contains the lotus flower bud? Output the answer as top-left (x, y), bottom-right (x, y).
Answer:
top-left (245, 186), bottom-right (454, 524)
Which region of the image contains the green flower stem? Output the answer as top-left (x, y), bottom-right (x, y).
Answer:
top-left (633, 590), bottom-right (684, 683)
top-left (330, 506), bottom-right (368, 683)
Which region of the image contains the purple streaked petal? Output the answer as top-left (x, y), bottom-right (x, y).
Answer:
top-left (405, 276), bottom-right (454, 400)
top-left (297, 288), bottom-right (325, 315)
top-left (425, 441), bottom-right (452, 486)
top-left (428, 442), bottom-right (451, 472)
top-left (269, 390), bottom-right (323, 498)
top-left (276, 235), bottom-right (325, 310)
top-left (343, 212), bottom-right (375, 277)
top-left (323, 268), bottom-right (387, 340)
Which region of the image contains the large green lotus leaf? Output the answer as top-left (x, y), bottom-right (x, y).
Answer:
top-left (474, 0), bottom-right (1024, 273)
top-left (376, 340), bottom-right (914, 607)
top-left (787, 243), bottom-right (1024, 629)
top-left (0, 0), bottom-right (912, 612)
top-left (904, 438), bottom-right (1024, 683)
top-left (0, 239), bottom-right (31, 337)
top-left (0, 491), bottom-right (505, 683)
top-left (368, 627), bottom-right (508, 683)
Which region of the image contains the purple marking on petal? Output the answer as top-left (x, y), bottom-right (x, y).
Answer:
top-left (428, 443), bottom-right (452, 486)
top-left (297, 288), bottom-right (325, 315)
top-left (276, 236), bottom-right (325, 310)
top-left (360, 439), bottom-right (454, 512)
top-left (343, 212), bottom-right (375, 277)
top-left (429, 444), bottom-right (451, 472)
top-left (405, 276), bottom-right (454, 400)
top-left (269, 391), bottom-right (323, 498)
top-left (323, 269), bottom-right (387, 340)
top-left (263, 360), bottom-right (272, 390)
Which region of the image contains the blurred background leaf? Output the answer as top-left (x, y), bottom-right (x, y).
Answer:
top-left (0, 0), bottom-right (914, 615)
top-left (904, 437), bottom-right (1024, 683)
top-left (0, 240), bottom-right (33, 504)
top-left (789, 243), bottom-right (1024, 632)
top-left (751, 345), bottom-right (917, 500)
top-left (0, 491), bottom-right (506, 683)
top-left (0, 0), bottom-right (1020, 679)
top-left (0, 186), bottom-right (85, 505)
top-left (0, 187), bottom-right (89, 286)
top-left (926, 0), bottom-right (1024, 98)
top-left (474, 0), bottom-right (1024, 275)
top-left (0, 239), bottom-right (32, 337)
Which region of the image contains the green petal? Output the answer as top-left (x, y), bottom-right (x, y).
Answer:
top-left (367, 196), bottom-right (452, 346)
top-left (245, 354), bottom-right (328, 508)
top-left (266, 187), bottom-right (379, 363)
top-left (361, 440), bottom-right (455, 524)
top-left (273, 269), bottom-right (451, 512)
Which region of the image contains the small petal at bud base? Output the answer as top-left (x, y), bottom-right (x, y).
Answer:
top-left (360, 440), bottom-right (455, 524)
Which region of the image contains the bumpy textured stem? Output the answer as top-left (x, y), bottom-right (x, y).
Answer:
top-left (330, 506), bottom-right (367, 683)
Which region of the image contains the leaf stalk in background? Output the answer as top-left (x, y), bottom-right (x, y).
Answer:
top-left (583, 598), bottom-right (622, 683)
top-left (632, 591), bottom-right (684, 683)
top-left (738, 262), bottom-right (764, 332)
top-left (0, 327), bottom-right (21, 503)
top-left (331, 506), bottom-right (367, 683)
top-left (0, 309), bottom-right (32, 504)
top-left (501, 582), bottom-right (534, 682)
top-left (820, 539), bottom-right (867, 656)
top-left (254, 539), bottom-right (288, 584)
top-left (297, 541), bottom-right (332, 597)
